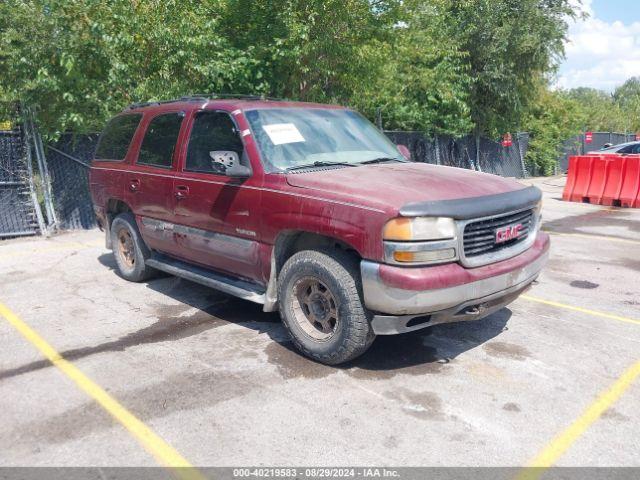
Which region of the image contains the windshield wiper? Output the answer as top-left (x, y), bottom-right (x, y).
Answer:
top-left (285, 161), bottom-right (358, 172)
top-left (359, 157), bottom-right (407, 165)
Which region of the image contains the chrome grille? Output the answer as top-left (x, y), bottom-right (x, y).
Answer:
top-left (463, 209), bottom-right (534, 258)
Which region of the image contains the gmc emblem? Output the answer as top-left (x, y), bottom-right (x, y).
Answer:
top-left (495, 223), bottom-right (523, 244)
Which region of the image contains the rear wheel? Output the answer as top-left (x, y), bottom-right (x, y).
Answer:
top-left (278, 249), bottom-right (375, 365)
top-left (110, 213), bottom-right (157, 282)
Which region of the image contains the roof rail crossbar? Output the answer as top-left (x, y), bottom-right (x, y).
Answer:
top-left (207, 93), bottom-right (285, 101)
top-left (124, 93), bottom-right (285, 111)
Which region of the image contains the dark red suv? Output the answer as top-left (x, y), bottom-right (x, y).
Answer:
top-left (89, 96), bottom-right (549, 364)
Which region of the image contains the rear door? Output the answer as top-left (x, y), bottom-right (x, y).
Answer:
top-left (90, 113), bottom-right (142, 211)
top-left (126, 111), bottom-right (186, 255)
top-left (170, 110), bottom-right (263, 282)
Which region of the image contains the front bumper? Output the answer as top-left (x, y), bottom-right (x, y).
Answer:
top-left (361, 232), bottom-right (549, 334)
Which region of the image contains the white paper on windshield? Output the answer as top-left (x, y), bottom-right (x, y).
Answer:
top-left (262, 123), bottom-right (305, 145)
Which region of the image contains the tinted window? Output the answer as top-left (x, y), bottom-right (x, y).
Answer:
top-left (137, 113), bottom-right (184, 168)
top-left (618, 145), bottom-right (635, 154)
top-left (94, 114), bottom-right (141, 161)
top-left (185, 112), bottom-right (244, 174)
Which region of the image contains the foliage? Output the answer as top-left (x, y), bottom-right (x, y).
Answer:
top-left (2, 0), bottom-right (638, 177)
top-left (521, 86), bottom-right (583, 175)
top-left (351, 0), bottom-right (473, 135)
top-left (220, 0), bottom-right (399, 102)
top-left (0, 0), bottom-right (258, 137)
top-left (446, 0), bottom-right (576, 137)
top-left (1, 0), bottom-right (576, 140)
top-left (564, 88), bottom-right (627, 132)
top-left (613, 77), bottom-right (640, 133)
top-left (521, 78), bottom-right (640, 175)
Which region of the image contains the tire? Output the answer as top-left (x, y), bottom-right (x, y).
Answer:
top-left (277, 249), bottom-right (376, 365)
top-left (110, 212), bottom-right (157, 282)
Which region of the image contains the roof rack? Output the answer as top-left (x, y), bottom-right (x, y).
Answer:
top-left (124, 93), bottom-right (284, 111)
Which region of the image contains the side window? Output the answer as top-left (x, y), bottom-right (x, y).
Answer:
top-left (94, 114), bottom-right (141, 162)
top-left (633, 144), bottom-right (640, 154)
top-left (618, 145), bottom-right (634, 154)
top-left (185, 112), bottom-right (244, 174)
top-left (137, 113), bottom-right (184, 168)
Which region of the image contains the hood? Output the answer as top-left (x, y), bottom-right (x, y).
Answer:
top-left (285, 162), bottom-right (527, 213)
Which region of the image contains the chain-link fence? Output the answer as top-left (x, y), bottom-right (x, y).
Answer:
top-left (384, 131), bottom-right (529, 178)
top-left (558, 132), bottom-right (637, 173)
top-left (0, 104), bottom-right (46, 238)
top-left (45, 134), bottom-right (99, 230)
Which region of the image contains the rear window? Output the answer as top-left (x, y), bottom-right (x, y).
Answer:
top-left (137, 113), bottom-right (184, 169)
top-left (94, 114), bottom-right (141, 161)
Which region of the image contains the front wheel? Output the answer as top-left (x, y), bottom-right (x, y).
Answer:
top-left (277, 249), bottom-right (375, 365)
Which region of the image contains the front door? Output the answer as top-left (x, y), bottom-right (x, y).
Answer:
top-left (170, 110), bottom-right (263, 283)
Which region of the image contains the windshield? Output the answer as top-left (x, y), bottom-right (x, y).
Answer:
top-left (244, 108), bottom-right (405, 172)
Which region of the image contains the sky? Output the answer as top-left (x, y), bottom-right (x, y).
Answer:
top-left (556, 0), bottom-right (640, 92)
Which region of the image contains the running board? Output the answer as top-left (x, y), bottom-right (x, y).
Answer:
top-left (146, 253), bottom-right (266, 304)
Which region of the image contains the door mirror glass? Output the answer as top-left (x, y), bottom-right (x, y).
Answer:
top-left (209, 151), bottom-right (250, 177)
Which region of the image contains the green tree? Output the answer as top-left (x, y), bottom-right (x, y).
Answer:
top-left (220, 0), bottom-right (400, 102)
top-left (0, 0), bottom-right (257, 136)
top-left (522, 86), bottom-right (583, 175)
top-left (447, 0), bottom-right (576, 137)
top-left (613, 77), bottom-right (640, 132)
top-left (352, 0), bottom-right (473, 135)
top-left (0, 0), bottom-right (581, 147)
top-left (565, 88), bottom-right (627, 132)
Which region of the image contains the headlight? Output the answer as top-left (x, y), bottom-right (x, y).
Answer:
top-left (383, 216), bottom-right (458, 265)
top-left (533, 199), bottom-right (542, 217)
top-left (383, 217), bottom-right (456, 241)
top-left (533, 200), bottom-right (543, 230)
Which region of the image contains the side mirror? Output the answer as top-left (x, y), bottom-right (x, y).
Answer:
top-left (397, 144), bottom-right (411, 161)
top-left (209, 151), bottom-right (251, 178)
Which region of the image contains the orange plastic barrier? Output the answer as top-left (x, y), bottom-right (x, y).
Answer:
top-left (583, 156), bottom-right (608, 204)
top-left (562, 155), bottom-right (594, 203)
top-left (600, 156), bottom-right (626, 206)
top-left (619, 156), bottom-right (640, 208)
top-left (563, 154), bottom-right (640, 208)
top-left (562, 156), bottom-right (579, 202)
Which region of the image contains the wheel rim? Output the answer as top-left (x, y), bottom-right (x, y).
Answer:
top-left (117, 228), bottom-right (135, 269)
top-left (291, 277), bottom-right (339, 341)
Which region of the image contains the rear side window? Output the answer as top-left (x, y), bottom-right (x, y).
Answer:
top-left (185, 112), bottom-right (244, 174)
top-left (94, 114), bottom-right (141, 161)
top-left (137, 113), bottom-right (184, 168)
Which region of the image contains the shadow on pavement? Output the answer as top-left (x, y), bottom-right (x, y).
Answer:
top-left (0, 253), bottom-right (511, 382)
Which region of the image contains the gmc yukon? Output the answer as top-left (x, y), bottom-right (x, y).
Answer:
top-left (89, 96), bottom-right (549, 365)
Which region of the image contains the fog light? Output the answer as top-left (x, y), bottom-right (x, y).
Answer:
top-left (393, 248), bottom-right (456, 263)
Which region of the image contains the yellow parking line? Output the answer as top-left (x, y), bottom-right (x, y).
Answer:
top-left (0, 301), bottom-right (204, 480)
top-left (521, 295), bottom-right (640, 326)
top-left (516, 360), bottom-right (640, 480)
top-left (543, 230), bottom-right (640, 246)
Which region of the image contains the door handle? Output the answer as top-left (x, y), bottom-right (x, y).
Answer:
top-left (129, 179), bottom-right (141, 192)
top-left (174, 185), bottom-right (189, 199)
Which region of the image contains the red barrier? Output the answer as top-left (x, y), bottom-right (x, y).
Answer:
top-left (563, 154), bottom-right (640, 208)
top-left (562, 155), bottom-right (579, 202)
top-left (619, 156), bottom-right (640, 208)
top-left (600, 156), bottom-right (626, 206)
top-left (562, 155), bottom-right (594, 203)
top-left (583, 156), bottom-right (608, 204)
